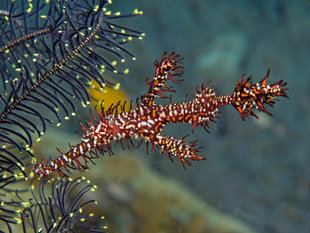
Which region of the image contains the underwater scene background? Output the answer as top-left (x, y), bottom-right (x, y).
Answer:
top-left (0, 0), bottom-right (308, 233)
top-left (99, 1), bottom-right (308, 232)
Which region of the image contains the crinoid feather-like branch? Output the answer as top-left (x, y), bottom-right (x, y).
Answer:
top-left (1, 176), bottom-right (106, 233)
top-left (0, 1), bottom-right (144, 230)
top-left (0, 150), bottom-right (106, 232)
top-left (0, 0), bottom-right (144, 170)
top-left (0, 148), bottom-right (32, 232)
top-left (33, 52), bottom-right (288, 177)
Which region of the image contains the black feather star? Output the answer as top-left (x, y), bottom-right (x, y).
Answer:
top-left (19, 177), bottom-right (106, 233)
top-left (2, 175), bottom-right (106, 233)
top-left (0, 0), bottom-right (143, 231)
top-left (0, 0), bottom-right (144, 151)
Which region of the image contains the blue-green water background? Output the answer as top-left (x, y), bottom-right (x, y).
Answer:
top-left (2, 0), bottom-right (307, 232)
top-left (109, 1), bottom-right (309, 232)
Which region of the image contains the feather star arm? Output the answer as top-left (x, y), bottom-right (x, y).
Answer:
top-left (33, 52), bottom-right (288, 177)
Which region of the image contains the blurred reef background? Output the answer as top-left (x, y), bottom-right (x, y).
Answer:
top-left (26, 0), bottom-right (309, 233)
